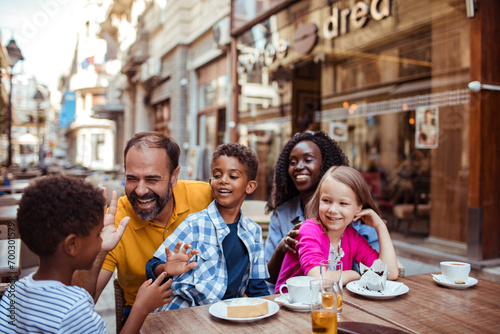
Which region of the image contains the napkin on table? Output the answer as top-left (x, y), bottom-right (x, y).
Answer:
top-left (359, 259), bottom-right (388, 291)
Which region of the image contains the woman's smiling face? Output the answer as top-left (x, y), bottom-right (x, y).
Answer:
top-left (288, 140), bottom-right (323, 196)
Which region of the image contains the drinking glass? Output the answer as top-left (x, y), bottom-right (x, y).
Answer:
top-left (320, 259), bottom-right (343, 316)
top-left (310, 279), bottom-right (338, 334)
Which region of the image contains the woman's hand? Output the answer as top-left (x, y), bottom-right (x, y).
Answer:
top-left (278, 222), bottom-right (302, 254)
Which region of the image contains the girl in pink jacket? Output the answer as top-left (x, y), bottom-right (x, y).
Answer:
top-left (276, 166), bottom-right (398, 292)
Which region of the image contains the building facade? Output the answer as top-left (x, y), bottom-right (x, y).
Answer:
top-left (119, 0), bottom-right (231, 179)
top-left (62, 0), bottom-right (119, 171)
top-left (231, 0), bottom-right (500, 261)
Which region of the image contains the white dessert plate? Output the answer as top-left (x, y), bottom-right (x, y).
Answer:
top-left (431, 274), bottom-right (478, 289)
top-left (346, 280), bottom-right (409, 299)
top-left (274, 294), bottom-right (310, 312)
top-left (208, 298), bottom-right (279, 322)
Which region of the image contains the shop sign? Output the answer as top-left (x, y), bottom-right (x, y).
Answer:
top-left (323, 0), bottom-right (391, 40)
top-left (294, 22), bottom-right (318, 55)
top-left (238, 39), bottom-right (289, 72)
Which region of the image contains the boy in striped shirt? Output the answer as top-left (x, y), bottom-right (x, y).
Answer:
top-left (0, 175), bottom-right (171, 333)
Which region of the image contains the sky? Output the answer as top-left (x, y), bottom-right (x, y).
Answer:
top-left (0, 0), bottom-right (84, 100)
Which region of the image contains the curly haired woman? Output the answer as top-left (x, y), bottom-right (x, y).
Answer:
top-left (264, 131), bottom-right (380, 292)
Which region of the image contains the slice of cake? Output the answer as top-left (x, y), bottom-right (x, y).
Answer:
top-left (226, 299), bottom-right (269, 318)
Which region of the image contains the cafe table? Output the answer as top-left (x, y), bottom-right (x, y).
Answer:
top-left (0, 205), bottom-right (18, 224)
top-left (0, 238), bottom-right (21, 279)
top-left (0, 193), bottom-right (22, 206)
top-left (139, 295), bottom-right (410, 333)
top-left (0, 181), bottom-right (30, 194)
top-left (344, 273), bottom-right (500, 333)
top-left (140, 274), bottom-right (500, 333)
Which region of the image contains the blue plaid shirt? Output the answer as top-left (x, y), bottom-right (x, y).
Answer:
top-left (152, 201), bottom-right (269, 311)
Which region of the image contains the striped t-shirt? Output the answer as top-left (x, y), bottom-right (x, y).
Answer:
top-left (0, 273), bottom-right (106, 333)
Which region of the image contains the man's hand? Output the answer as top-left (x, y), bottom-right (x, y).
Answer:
top-left (164, 241), bottom-right (199, 276)
top-left (100, 189), bottom-right (130, 252)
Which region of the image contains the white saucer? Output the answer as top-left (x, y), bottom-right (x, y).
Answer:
top-left (431, 274), bottom-right (478, 289)
top-left (346, 280), bottom-right (409, 299)
top-left (274, 294), bottom-right (310, 312)
top-left (208, 298), bottom-right (280, 322)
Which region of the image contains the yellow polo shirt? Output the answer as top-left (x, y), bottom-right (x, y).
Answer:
top-left (102, 180), bottom-right (212, 306)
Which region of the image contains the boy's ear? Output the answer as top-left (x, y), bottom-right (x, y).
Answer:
top-left (245, 180), bottom-right (257, 195)
top-left (62, 234), bottom-right (79, 257)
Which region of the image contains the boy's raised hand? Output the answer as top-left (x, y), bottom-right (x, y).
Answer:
top-left (100, 189), bottom-right (130, 252)
top-left (134, 272), bottom-right (172, 312)
top-left (164, 241), bottom-right (199, 276)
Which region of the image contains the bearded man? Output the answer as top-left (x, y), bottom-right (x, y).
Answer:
top-left (73, 132), bottom-right (212, 321)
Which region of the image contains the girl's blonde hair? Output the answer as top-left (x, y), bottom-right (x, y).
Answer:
top-left (305, 166), bottom-right (380, 229)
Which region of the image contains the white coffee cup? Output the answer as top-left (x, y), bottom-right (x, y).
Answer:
top-left (279, 276), bottom-right (315, 304)
top-left (440, 261), bottom-right (471, 284)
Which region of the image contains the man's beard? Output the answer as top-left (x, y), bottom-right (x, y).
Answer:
top-left (127, 182), bottom-right (173, 221)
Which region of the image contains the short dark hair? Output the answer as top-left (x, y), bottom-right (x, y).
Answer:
top-left (211, 143), bottom-right (259, 181)
top-left (17, 175), bottom-right (105, 257)
top-left (124, 132), bottom-right (180, 174)
top-left (266, 131), bottom-right (349, 213)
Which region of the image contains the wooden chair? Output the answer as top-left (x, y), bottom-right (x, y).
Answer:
top-left (397, 259), bottom-right (405, 277)
top-left (0, 282), bottom-right (9, 297)
top-left (114, 278), bottom-right (125, 334)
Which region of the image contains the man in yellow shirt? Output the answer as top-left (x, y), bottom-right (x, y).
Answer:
top-left (73, 132), bottom-right (212, 321)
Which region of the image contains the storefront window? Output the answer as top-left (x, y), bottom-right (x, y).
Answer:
top-left (232, 0), bottom-right (288, 32)
top-left (236, 0), bottom-right (471, 242)
top-left (238, 120), bottom-right (291, 201)
top-left (199, 74), bottom-right (228, 110)
top-left (153, 100), bottom-right (170, 135)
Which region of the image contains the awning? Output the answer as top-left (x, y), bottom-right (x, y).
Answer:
top-left (15, 133), bottom-right (38, 145)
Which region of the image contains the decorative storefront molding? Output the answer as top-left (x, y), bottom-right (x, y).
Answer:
top-left (238, 115), bottom-right (291, 131)
top-left (319, 89), bottom-right (470, 122)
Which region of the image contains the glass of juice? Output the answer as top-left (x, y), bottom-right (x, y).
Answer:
top-left (310, 279), bottom-right (337, 334)
top-left (320, 259), bottom-right (343, 317)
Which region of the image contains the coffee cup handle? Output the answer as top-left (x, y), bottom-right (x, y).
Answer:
top-left (279, 284), bottom-right (291, 302)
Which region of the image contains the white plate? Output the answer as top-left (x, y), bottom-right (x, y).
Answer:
top-left (208, 298), bottom-right (279, 322)
top-left (432, 274), bottom-right (478, 289)
top-left (274, 294), bottom-right (310, 312)
top-left (346, 280), bottom-right (409, 299)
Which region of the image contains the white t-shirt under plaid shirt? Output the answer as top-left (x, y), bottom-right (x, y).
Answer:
top-left (152, 200), bottom-right (269, 311)
top-left (0, 273), bottom-right (106, 333)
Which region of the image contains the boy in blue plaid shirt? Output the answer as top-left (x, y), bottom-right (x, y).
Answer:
top-left (145, 143), bottom-right (270, 310)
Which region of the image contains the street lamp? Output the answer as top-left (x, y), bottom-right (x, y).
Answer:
top-left (6, 39), bottom-right (24, 168)
top-left (33, 89), bottom-right (45, 169)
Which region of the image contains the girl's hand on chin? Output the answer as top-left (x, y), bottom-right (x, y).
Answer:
top-left (353, 209), bottom-right (385, 229)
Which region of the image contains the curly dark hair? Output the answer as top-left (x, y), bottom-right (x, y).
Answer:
top-left (124, 132), bottom-right (180, 174)
top-left (17, 175), bottom-right (105, 257)
top-left (211, 143), bottom-right (259, 181)
top-left (266, 131), bottom-right (349, 213)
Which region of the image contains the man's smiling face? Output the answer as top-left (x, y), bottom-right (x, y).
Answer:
top-left (125, 147), bottom-right (175, 221)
